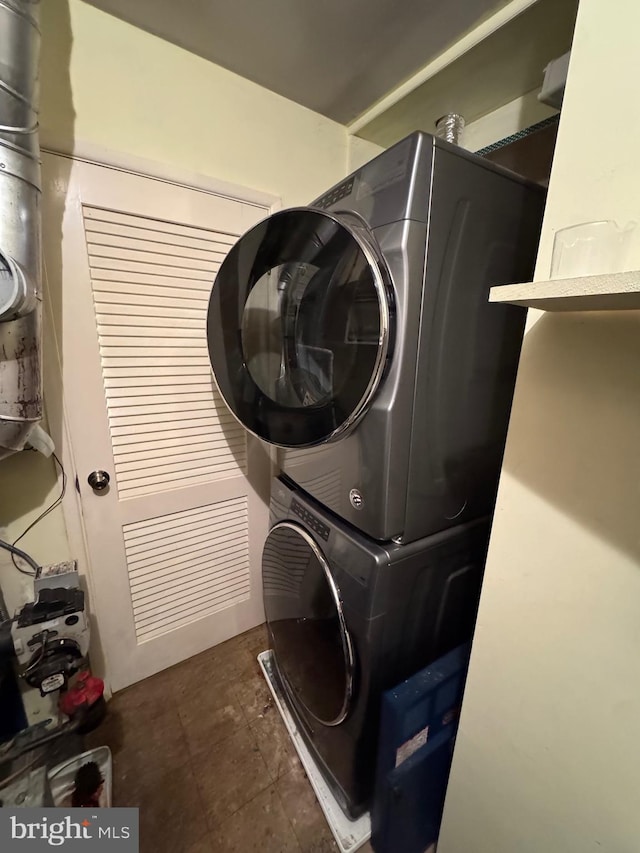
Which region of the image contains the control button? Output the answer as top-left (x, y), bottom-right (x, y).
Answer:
top-left (65, 615), bottom-right (79, 626)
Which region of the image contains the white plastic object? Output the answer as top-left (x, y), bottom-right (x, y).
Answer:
top-left (27, 424), bottom-right (55, 457)
top-left (0, 250), bottom-right (37, 319)
top-left (48, 746), bottom-right (113, 808)
top-left (435, 113), bottom-right (465, 146)
top-left (258, 650), bottom-right (371, 852)
top-left (550, 220), bottom-right (637, 279)
top-left (538, 51), bottom-right (571, 109)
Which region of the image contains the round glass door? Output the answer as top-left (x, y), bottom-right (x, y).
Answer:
top-left (262, 521), bottom-right (354, 726)
top-left (207, 208), bottom-right (392, 447)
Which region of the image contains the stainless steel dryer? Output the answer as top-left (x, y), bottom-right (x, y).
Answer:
top-left (207, 132), bottom-right (546, 542)
top-left (263, 476), bottom-right (490, 818)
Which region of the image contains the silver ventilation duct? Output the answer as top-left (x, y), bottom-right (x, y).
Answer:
top-left (0, 0), bottom-right (42, 460)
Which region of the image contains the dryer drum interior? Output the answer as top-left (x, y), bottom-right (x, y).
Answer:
top-left (262, 521), bottom-right (355, 726)
top-left (207, 208), bottom-right (393, 448)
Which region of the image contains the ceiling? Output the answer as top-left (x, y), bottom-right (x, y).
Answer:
top-left (83, 0), bottom-right (514, 125)
top-left (358, 0), bottom-right (578, 147)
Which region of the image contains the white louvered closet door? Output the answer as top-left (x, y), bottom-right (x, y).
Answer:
top-left (42, 154), bottom-right (274, 691)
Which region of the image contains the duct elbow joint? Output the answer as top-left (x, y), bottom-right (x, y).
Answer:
top-left (0, 250), bottom-right (38, 321)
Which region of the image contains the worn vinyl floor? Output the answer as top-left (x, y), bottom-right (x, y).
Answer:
top-left (87, 624), bottom-right (374, 853)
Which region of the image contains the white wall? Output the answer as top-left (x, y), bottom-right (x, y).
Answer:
top-left (39, 0), bottom-right (350, 207)
top-left (347, 135), bottom-right (384, 173)
top-left (439, 1), bottom-right (640, 851)
top-left (0, 441), bottom-right (71, 612)
top-left (1, 0), bottom-right (355, 620)
top-left (463, 89), bottom-right (557, 152)
top-left (350, 88), bottom-right (556, 164)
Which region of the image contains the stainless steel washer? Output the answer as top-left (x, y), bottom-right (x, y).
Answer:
top-left (262, 476), bottom-right (490, 818)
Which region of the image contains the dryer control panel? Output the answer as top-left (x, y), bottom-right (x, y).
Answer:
top-left (314, 176), bottom-right (355, 210)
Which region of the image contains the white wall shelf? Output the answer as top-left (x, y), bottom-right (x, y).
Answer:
top-left (350, 0), bottom-right (577, 149)
top-left (489, 270), bottom-right (640, 311)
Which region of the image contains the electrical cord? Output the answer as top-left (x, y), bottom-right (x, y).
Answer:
top-left (9, 451), bottom-right (66, 576)
top-left (0, 718), bottom-right (80, 768)
top-left (0, 539), bottom-right (40, 575)
top-left (0, 753), bottom-right (40, 788)
top-left (20, 629), bottom-right (51, 677)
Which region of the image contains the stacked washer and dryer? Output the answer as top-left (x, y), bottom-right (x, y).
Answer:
top-left (207, 132), bottom-right (546, 819)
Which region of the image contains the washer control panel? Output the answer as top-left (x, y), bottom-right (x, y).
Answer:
top-left (291, 498), bottom-right (330, 541)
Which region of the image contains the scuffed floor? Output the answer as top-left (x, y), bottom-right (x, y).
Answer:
top-left (87, 624), bottom-right (373, 853)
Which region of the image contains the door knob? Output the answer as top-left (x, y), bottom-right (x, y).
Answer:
top-left (87, 470), bottom-right (110, 492)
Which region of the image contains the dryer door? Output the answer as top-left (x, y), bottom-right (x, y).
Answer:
top-left (262, 521), bottom-right (354, 726)
top-left (207, 208), bottom-right (392, 447)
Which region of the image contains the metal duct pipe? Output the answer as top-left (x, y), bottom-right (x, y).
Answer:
top-left (0, 0), bottom-right (42, 460)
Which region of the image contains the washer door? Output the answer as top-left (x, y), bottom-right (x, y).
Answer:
top-left (207, 207), bottom-right (392, 448)
top-left (262, 521), bottom-right (354, 726)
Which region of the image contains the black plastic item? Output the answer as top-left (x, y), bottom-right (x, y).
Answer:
top-left (0, 666), bottom-right (28, 744)
top-left (72, 760), bottom-right (104, 807)
top-left (17, 588), bottom-right (85, 628)
top-left (23, 637), bottom-right (84, 695)
top-left (0, 588), bottom-right (27, 742)
top-left (75, 696), bottom-right (107, 735)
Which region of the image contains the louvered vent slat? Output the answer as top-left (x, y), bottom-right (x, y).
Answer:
top-left (92, 269), bottom-right (219, 286)
top-left (104, 366), bottom-right (211, 386)
top-left (108, 409), bottom-right (234, 428)
top-left (116, 437), bottom-right (238, 460)
top-left (83, 204), bottom-right (245, 498)
top-left (83, 205), bottom-right (240, 244)
top-left (88, 256), bottom-right (215, 280)
top-left (132, 561), bottom-right (246, 600)
top-left (127, 528), bottom-right (246, 562)
top-left (123, 500), bottom-right (243, 535)
top-left (132, 540), bottom-right (247, 574)
top-left (86, 233), bottom-right (229, 262)
top-left (105, 381), bottom-right (214, 395)
top-left (110, 417), bottom-right (231, 437)
top-left (117, 446), bottom-right (246, 476)
top-left (98, 315), bottom-right (205, 329)
top-left (117, 453), bottom-right (245, 480)
top-left (102, 357), bottom-right (211, 370)
top-left (135, 590), bottom-right (250, 641)
top-left (122, 496), bottom-right (250, 642)
top-left (129, 543), bottom-right (245, 577)
top-left (93, 280), bottom-right (212, 300)
top-left (84, 219), bottom-right (237, 253)
top-left (111, 423), bottom-right (238, 444)
top-left (97, 304), bottom-right (205, 319)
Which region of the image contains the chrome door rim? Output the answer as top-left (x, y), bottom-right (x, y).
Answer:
top-left (209, 206), bottom-right (393, 448)
top-left (267, 520), bottom-right (355, 726)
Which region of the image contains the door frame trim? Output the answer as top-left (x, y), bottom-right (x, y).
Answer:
top-left (42, 143), bottom-right (280, 693)
top-left (43, 141), bottom-right (281, 213)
